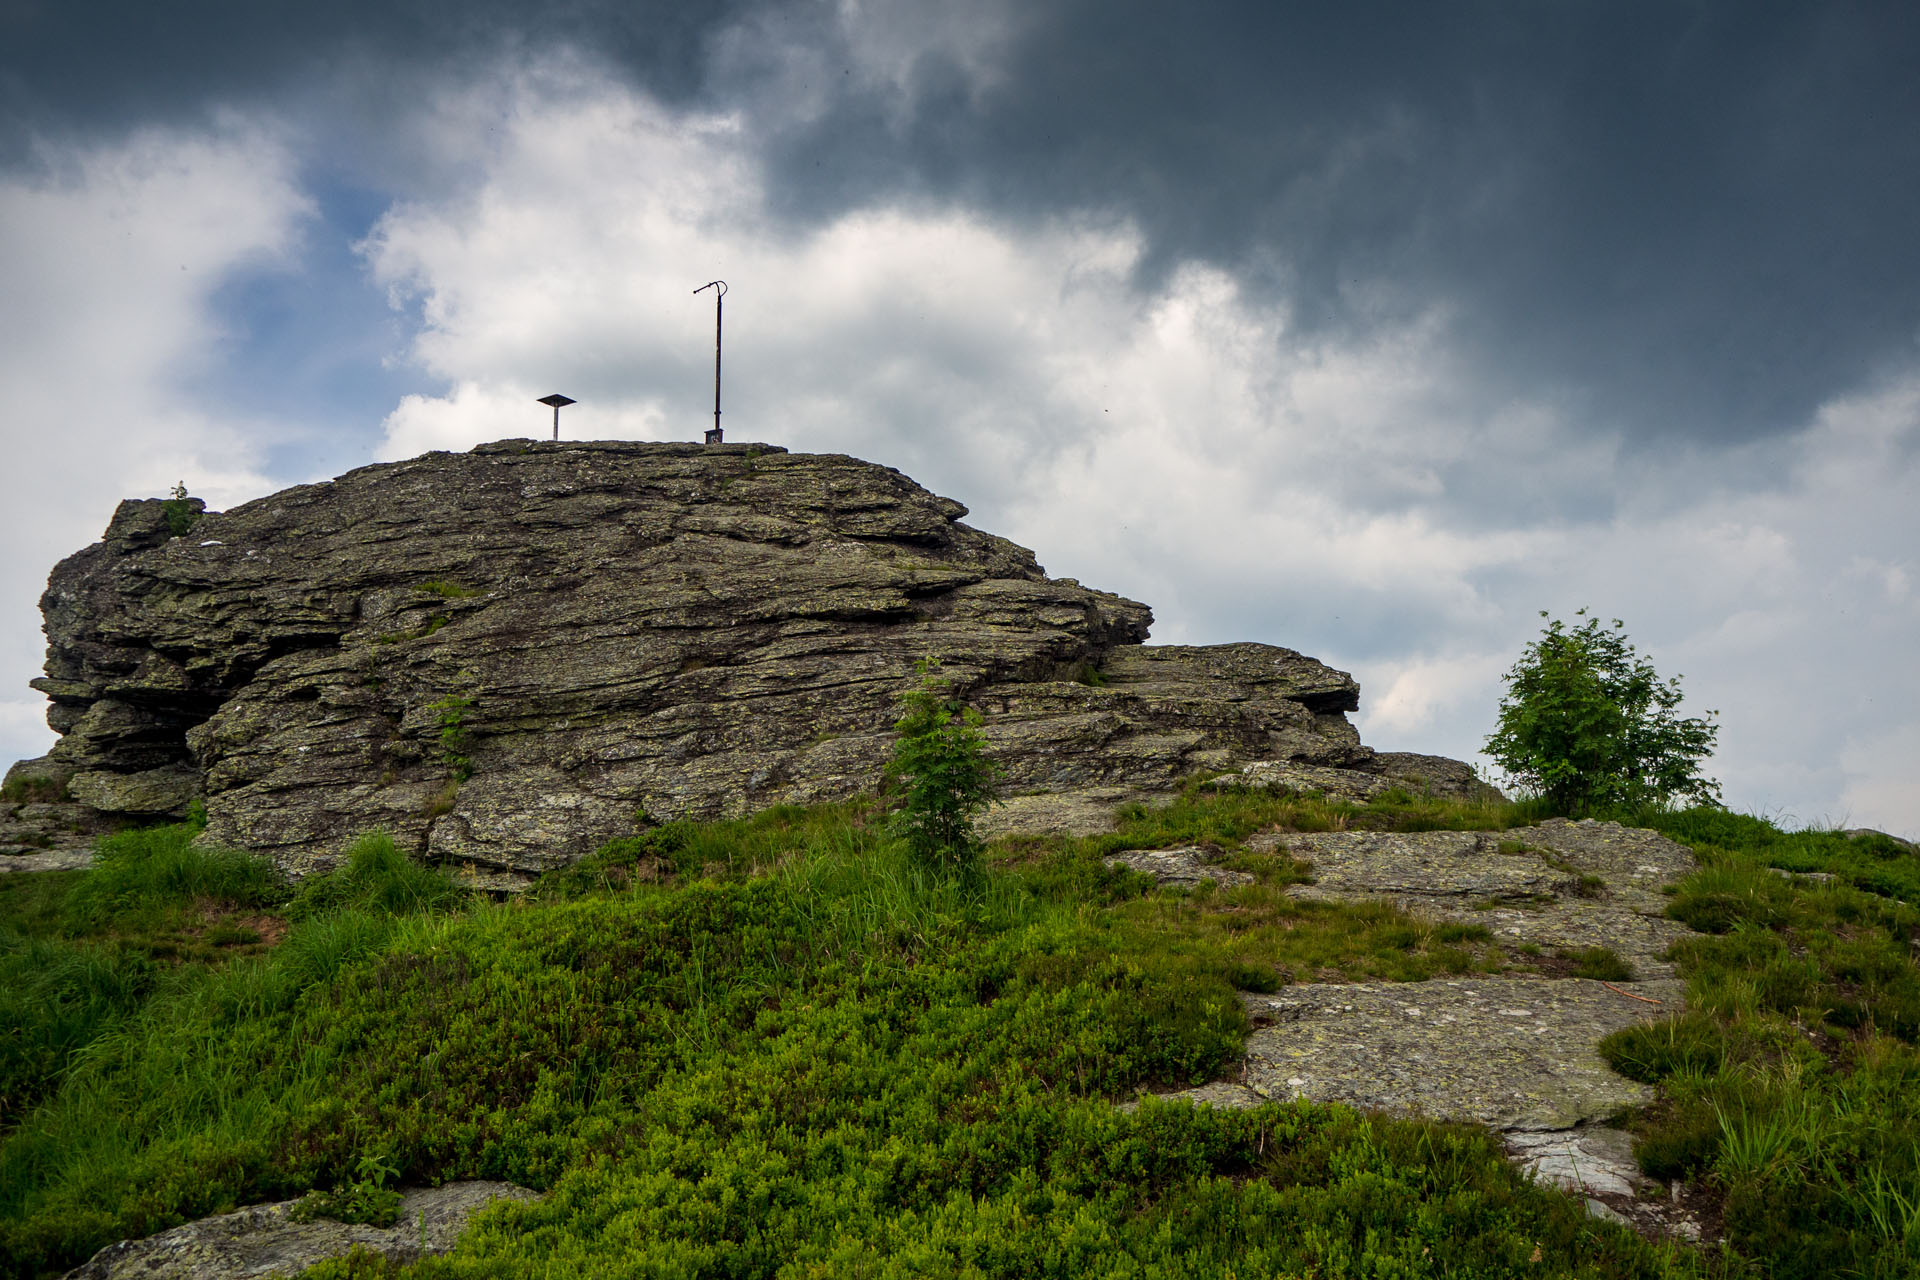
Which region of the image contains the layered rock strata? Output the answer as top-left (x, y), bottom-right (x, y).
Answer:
top-left (33, 440), bottom-right (1475, 877)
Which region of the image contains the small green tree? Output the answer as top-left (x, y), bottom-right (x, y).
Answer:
top-left (161, 481), bottom-right (201, 537)
top-left (1484, 610), bottom-right (1721, 813)
top-left (886, 658), bottom-right (1002, 876)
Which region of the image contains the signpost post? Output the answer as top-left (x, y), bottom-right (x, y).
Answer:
top-left (693, 280), bottom-right (726, 443)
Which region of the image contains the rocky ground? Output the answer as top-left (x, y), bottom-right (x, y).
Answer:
top-left (1111, 814), bottom-right (1712, 1245)
top-left (0, 758), bottom-right (107, 873)
top-left (63, 1182), bottom-right (539, 1280)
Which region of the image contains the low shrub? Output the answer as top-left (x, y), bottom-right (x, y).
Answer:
top-left (0, 797), bottom-right (1697, 1279)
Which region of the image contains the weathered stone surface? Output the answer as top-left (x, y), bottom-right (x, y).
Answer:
top-left (64, 1181), bottom-right (539, 1279)
top-left (68, 764), bottom-right (200, 816)
top-left (1504, 1127), bottom-right (1647, 1198)
top-left (1104, 844), bottom-right (1254, 889)
top-left (1504, 1128), bottom-right (1711, 1244)
top-left (1131, 814), bottom-right (1708, 1242)
top-left (1164, 976), bottom-right (1679, 1130)
top-left (31, 440), bottom-right (1449, 877)
top-left (975, 787), bottom-right (1146, 839)
top-left (1212, 761), bottom-right (1394, 802)
top-left (0, 848), bottom-right (95, 873)
top-left (1209, 751), bottom-right (1504, 804)
top-left (1247, 820), bottom-right (1699, 978)
top-left (1, 756), bottom-right (117, 856)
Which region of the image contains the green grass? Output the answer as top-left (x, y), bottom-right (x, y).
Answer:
top-left (0, 772), bottom-right (67, 804)
top-left (0, 796), bottom-right (1700, 1279)
top-left (1597, 806), bottom-right (1920, 1278)
top-left (0, 825), bottom-right (304, 1131)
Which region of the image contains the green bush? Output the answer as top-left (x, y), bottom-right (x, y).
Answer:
top-left (426, 696), bottom-right (474, 781)
top-left (0, 828), bottom-right (289, 1134)
top-left (0, 773), bottom-right (66, 804)
top-left (1484, 610), bottom-right (1720, 813)
top-left (0, 937), bottom-right (154, 1129)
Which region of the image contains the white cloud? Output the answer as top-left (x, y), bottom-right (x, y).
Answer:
top-left (0, 120), bottom-right (309, 765)
top-left (1840, 723), bottom-right (1920, 837)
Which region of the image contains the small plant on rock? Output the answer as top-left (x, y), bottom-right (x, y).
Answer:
top-left (885, 658), bottom-right (1001, 878)
top-left (427, 694), bottom-right (474, 781)
top-left (1484, 610), bottom-right (1720, 813)
top-left (290, 1151), bottom-right (403, 1227)
top-left (161, 481), bottom-right (201, 537)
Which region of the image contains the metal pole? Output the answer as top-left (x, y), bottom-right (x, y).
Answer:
top-left (552, 404), bottom-right (560, 440)
top-left (694, 281), bottom-right (727, 441)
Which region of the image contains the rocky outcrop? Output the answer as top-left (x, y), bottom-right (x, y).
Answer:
top-left (31, 440), bottom-right (1479, 878)
top-left (64, 1181), bottom-right (539, 1279)
top-left (1, 755), bottom-right (115, 863)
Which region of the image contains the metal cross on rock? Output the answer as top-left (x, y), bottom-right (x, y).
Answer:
top-left (693, 280), bottom-right (726, 443)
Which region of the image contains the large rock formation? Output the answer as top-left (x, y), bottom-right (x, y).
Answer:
top-left (31, 440), bottom-right (1483, 878)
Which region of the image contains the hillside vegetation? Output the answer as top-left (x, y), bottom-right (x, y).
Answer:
top-left (1, 787), bottom-right (1917, 1278)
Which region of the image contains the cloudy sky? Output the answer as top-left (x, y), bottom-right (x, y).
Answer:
top-left (2, 2), bottom-right (1916, 836)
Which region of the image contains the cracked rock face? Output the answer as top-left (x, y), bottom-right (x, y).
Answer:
top-left (31, 441), bottom-right (1448, 878)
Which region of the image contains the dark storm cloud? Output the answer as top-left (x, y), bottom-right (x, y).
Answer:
top-left (6, 1), bottom-right (1918, 447)
top-left (0, 0), bottom-right (747, 150)
top-left (753, 1), bottom-right (1920, 446)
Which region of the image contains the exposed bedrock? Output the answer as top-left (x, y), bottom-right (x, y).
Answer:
top-left (32, 440), bottom-right (1485, 877)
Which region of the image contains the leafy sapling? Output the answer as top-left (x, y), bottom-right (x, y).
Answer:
top-left (885, 658), bottom-right (1002, 877)
top-left (161, 481), bottom-right (202, 537)
top-left (1484, 610), bottom-right (1720, 813)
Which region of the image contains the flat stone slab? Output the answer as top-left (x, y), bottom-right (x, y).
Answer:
top-left (1103, 845), bottom-right (1254, 889)
top-left (1212, 762), bottom-right (1393, 802)
top-left (0, 848), bottom-right (95, 873)
top-left (1505, 1126), bottom-right (1648, 1198)
top-left (65, 1181), bottom-right (539, 1279)
top-left (1162, 976), bottom-right (1681, 1130)
top-left (978, 787), bottom-right (1151, 838)
top-left (1263, 829), bottom-right (1570, 899)
top-left (1517, 820), bottom-right (1698, 910)
top-left (1248, 821), bottom-right (1699, 978)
